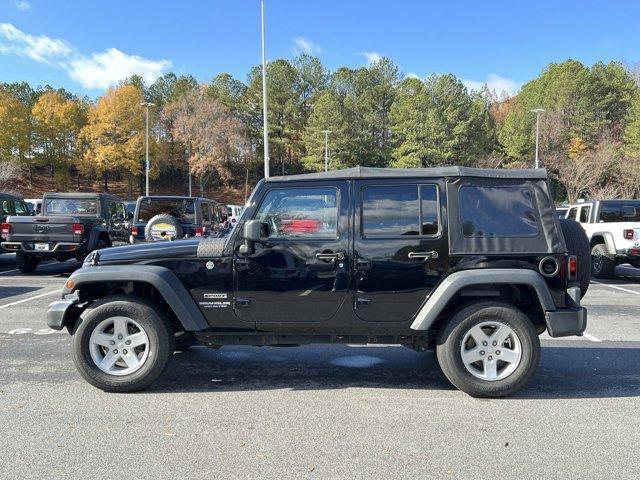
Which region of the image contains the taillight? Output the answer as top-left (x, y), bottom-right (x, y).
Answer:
top-left (72, 223), bottom-right (84, 235)
top-left (624, 229), bottom-right (635, 240)
top-left (130, 226), bottom-right (139, 236)
top-left (1, 223), bottom-right (10, 235)
top-left (568, 256), bottom-right (578, 281)
top-left (194, 226), bottom-right (205, 237)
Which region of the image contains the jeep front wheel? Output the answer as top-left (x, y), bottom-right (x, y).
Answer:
top-left (591, 243), bottom-right (616, 279)
top-left (436, 302), bottom-right (540, 398)
top-left (71, 295), bottom-right (175, 392)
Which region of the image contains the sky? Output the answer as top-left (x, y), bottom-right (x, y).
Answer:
top-left (1, 0), bottom-right (639, 97)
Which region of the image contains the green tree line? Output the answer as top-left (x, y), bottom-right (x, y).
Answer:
top-left (1, 56), bottom-right (640, 200)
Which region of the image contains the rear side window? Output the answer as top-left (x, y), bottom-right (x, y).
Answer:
top-left (599, 202), bottom-right (640, 222)
top-left (567, 207), bottom-right (578, 220)
top-left (254, 187), bottom-right (338, 239)
top-left (201, 203), bottom-right (211, 222)
top-left (460, 186), bottom-right (538, 237)
top-left (361, 185), bottom-right (439, 238)
top-left (579, 205), bottom-right (591, 223)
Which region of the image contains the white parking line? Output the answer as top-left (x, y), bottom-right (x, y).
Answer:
top-left (592, 280), bottom-right (640, 296)
top-left (0, 290), bottom-right (60, 310)
top-left (582, 332), bottom-right (602, 343)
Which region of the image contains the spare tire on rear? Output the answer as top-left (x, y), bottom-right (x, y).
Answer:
top-left (145, 214), bottom-right (183, 242)
top-left (559, 218), bottom-right (590, 298)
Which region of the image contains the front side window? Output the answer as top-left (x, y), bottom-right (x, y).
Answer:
top-left (45, 198), bottom-right (98, 215)
top-left (254, 188), bottom-right (338, 239)
top-left (361, 184), bottom-right (439, 238)
top-left (460, 186), bottom-right (538, 237)
top-left (567, 207), bottom-right (578, 220)
top-left (599, 202), bottom-right (640, 222)
top-left (14, 201), bottom-right (28, 215)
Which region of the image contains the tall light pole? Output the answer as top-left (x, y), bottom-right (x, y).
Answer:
top-left (140, 101), bottom-right (155, 195)
top-left (322, 130), bottom-right (331, 172)
top-left (261, 0), bottom-right (270, 178)
top-left (531, 108), bottom-right (545, 169)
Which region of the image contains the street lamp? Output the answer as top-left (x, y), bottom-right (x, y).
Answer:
top-left (140, 101), bottom-right (156, 195)
top-left (531, 108), bottom-right (546, 169)
top-left (321, 130), bottom-right (331, 172)
top-left (261, 0), bottom-right (270, 178)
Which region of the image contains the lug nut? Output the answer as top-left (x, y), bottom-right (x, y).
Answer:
top-left (123, 349), bottom-right (128, 354)
top-left (125, 340), bottom-right (131, 345)
top-left (482, 341), bottom-right (488, 346)
top-left (479, 350), bottom-right (485, 356)
top-left (492, 341), bottom-right (497, 346)
top-left (110, 340), bottom-right (115, 345)
top-left (113, 349), bottom-right (118, 354)
top-left (488, 355), bottom-right (493, 361)
top-left (117, 334), bottom-right (123, 340)
top-left (496, 350), bottom-right (501, 355)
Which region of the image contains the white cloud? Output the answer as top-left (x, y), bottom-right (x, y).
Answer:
top-left (293, 36), bottom-right (321, 55)
top-left (67, 48), bottom-right (171, 89)
top-left (0, 23), bottom-right (172, 90)
top-left (405, 72), bottom-right (421, 80)
top-left (462, 74), bottom-right (522, 97)
top-left (363, 51), bottom-right (382, 65)
top-left (14, 1), bottom-right (31, 11)
top-left (0, 23), bottom-right (72, 64)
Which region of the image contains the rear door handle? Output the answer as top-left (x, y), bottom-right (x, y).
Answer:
top-left (408, 251), bottom-right (439, 259)
top-left (315, 251), bottom-right (345, 261)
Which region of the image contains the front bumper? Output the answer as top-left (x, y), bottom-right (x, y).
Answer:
top-left (46, 297), bottom-right (80, 330)
top-left (545, 286), bottom-right (587, 337)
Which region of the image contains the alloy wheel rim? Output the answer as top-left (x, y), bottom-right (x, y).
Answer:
top-left (460, 321), bottom-right (522, 381)
top-left (593, 254), bottom-right (602, 273)
top-left (89, 316), bottom-right (149, 376)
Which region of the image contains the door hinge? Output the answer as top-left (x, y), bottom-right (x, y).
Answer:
top-left (235, 298), bottom-right (251, 308)
top-left (356, 297), bottom-right (371, 307)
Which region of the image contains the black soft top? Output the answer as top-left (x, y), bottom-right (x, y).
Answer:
top-left (137, 196), bottom-right (221, 204)
top-left (266, 166), bottom-right (548, 182)
top-left (43, 192), bottom-right (122, 201)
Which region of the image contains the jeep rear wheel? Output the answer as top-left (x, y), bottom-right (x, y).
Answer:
top-left (436, 302), bottom-right (540, 398)
top-left (71, 295), bottom-right (174, 392)
top-left (591, 243), bottom-right (616, 279)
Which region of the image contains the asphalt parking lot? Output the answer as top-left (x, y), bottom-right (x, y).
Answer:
top-left (1, 253), bottom-right (639, 479)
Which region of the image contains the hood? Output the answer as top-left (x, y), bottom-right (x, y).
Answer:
top-left (94, 239), bottom-right (200, 264)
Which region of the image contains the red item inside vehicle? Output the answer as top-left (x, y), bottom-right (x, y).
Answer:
top-left (280, 219), bottom-right (320, 234)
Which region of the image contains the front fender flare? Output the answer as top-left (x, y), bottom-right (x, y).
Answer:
top-left (410, 269), bottom-right (556, 331)
top-left (590, 232), bottom-right (617, 255)
top-left (60, 265), bottom-right (209, 331)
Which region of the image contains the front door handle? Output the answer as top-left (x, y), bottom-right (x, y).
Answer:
top-left (408, 251), bottom-right (439, 259)
top-left (315, 251), bottom-right (345, 261)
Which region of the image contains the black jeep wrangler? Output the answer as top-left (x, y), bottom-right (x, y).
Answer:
top-left (47, 167), bottom-right (589, 397)
top-left (129, 195), bottom-right (229, 243)
top-left (2, 192), bottom-right (129, 272)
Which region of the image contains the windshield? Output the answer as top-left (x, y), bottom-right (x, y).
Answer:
top-left (45, 198), bottom-right (98, 215)
top-left (137, 199), bottom-right (196, 223)
top-left (599, 201), bottom-right (640, 222)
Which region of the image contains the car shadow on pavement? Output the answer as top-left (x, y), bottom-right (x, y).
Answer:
top-left (149, 343), bottom-right (640, 399)
top-left (0, 286), bottom-right (41, 301)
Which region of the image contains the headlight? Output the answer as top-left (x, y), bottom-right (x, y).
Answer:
top-left (84, 251), bottom-right (97, 266)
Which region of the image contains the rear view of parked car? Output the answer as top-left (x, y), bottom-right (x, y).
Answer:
top-left (129, 196), bottom-right (228, 243)
top-left (1, 192), bottom-right (128, 272)
top-left (1, 192), bottom-right (30, 242)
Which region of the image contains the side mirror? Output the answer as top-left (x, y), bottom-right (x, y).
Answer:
top-left (126, 211), bottom-right (134, 221)
top-left (239, 219), bottom-right (266, 255)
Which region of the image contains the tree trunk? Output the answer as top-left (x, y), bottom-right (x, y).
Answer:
top-left (103, 172), bottom-right (108, 192)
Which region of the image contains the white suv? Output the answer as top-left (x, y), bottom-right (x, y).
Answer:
top-left (565, 200), bottom-right (640, 278)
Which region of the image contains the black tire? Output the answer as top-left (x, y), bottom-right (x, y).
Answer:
top-left (16, 251), bottom-right (39, 273)
top-left (144, 214), bottom-right (183, 242)
top-left (436, 302), bottom-right (540, 398)
top-left (559, 219), bottom-right (590, 297)
top-left (591, 243), bottom-right (616, 279)
top-left (71, 295), bottom-right (175, 392)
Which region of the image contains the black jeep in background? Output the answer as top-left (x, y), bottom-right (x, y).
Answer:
top-left (129, 196), bottom-right (228, 243)
top-left (47, 167), bottom-right (589, 397)
top-left (1, 192), bottom-right (128, 273)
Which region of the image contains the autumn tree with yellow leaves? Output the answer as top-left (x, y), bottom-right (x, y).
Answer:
top-left (79, 85), bottom-right (146, 192)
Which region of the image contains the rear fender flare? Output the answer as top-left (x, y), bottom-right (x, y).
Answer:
top-left (62, 265), bottom-right (209, 331)
top-left (410, 269), bottom-right (556, 331)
